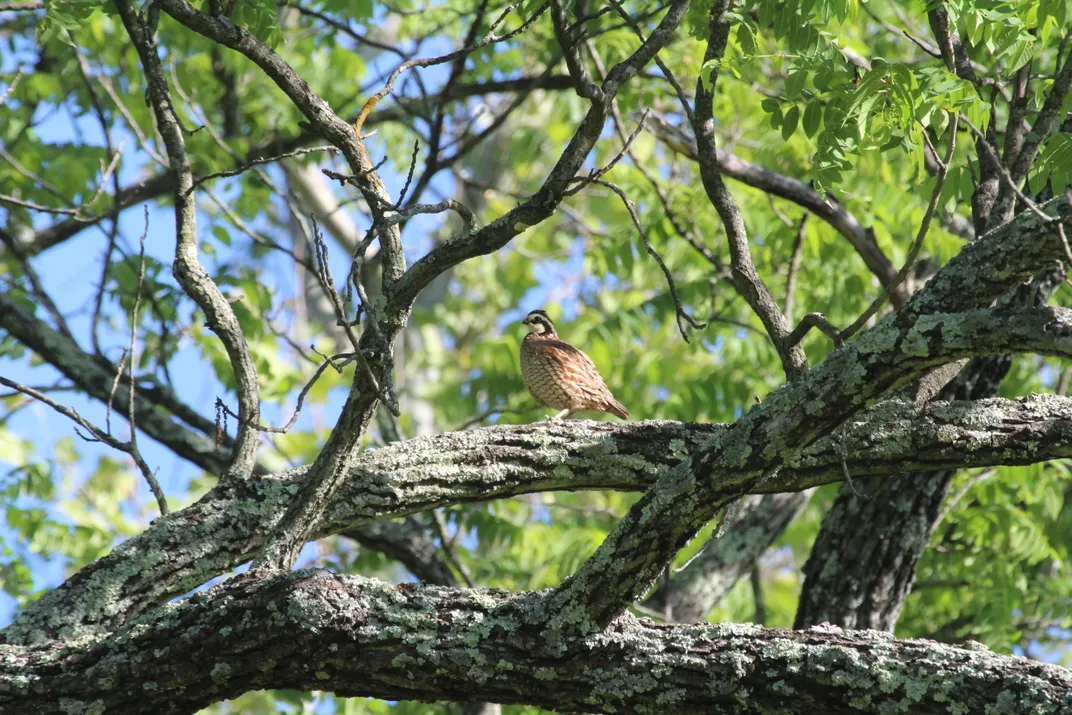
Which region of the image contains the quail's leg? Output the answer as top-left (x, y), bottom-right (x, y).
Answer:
top-left (551, 408), bottom-right (571, 420)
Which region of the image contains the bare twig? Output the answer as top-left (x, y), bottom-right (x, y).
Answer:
top-left (584, 42), bottom-right (721, 270)
top-left (215, 351), bottom-right (356, 434)
top-left (0, 372), bottom-right (168, 515)
top-left (96, 73), bottom-right (169, 166)
top-left (935, 468), bottom-right (997, 527)
top-left (785, 312), bottom-right (844, 349)
top-left (577, 177), bottom-right (706, 341)
top-left (604, 0), bottom-right (694, 120)
top-left (783, 215), bottom-right (808, 323)
top-left (351, 1), bottom-right (550, 136)
top-left (0, 69), bottom-right (24, 107)
top-left (0, 382), bottom-right (77, 400)
top-left (188, 146), bottom-right (339, 193)
top-left (76, 34), bottom-right (127, 356)
top-left (0, 145), bottom-right (72, 206)
top-left (394, 138), bottom-right (421, 209)
top-left (431, 509), bottom-right (476, 588)
top-left (861, 2), bottom-right (942, 60)
top-left (105, 350), bottom-right (128, 436)
top-left (0, 232), bottom-right (74, 340)
top-left (321, 156), bottom-right (390, 188)
top-left (0, 194), bottom-right (83, 216)
top-left (839, 116), bottom-right (960, 342)
top-left (287, 3), bottom-right (408, 59)
top-left (125, 210), bottom-right (169, 515)
top-left (584, 109), bottom-right (650, 185)
top-left (309, 220), bottom-right (400, 416)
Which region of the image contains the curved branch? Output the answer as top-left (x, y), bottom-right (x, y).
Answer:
top-left (116, 0), bottom-right (262, 481)
top-left (691, 1), bottom-right (807, 377)
top-left (2, 570), bottom-right (1068, 714)
top-left (644, 491), bottom-right (810, 622)
top-left (14, 75), bottom-right (578, 258)
top-left (386, 0), bottom-right (693, 316)
top-left (644, 114), bottom-right (904, 305)
top-left (0, 290), bottom-right (231, 474)
top-left (7, 388), bottom-right (1072, 644)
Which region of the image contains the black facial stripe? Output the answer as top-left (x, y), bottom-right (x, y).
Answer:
top-left (525, 312), bottom-right (555, 333)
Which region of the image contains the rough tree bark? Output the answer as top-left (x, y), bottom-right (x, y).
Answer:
top-left (2, 570), bottom-right (1069, 714)
top-left (8, 306), bottom-right (1072, 645)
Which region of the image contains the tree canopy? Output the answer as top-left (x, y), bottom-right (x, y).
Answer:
top-left (1, 0), bottom-right (1072, 713)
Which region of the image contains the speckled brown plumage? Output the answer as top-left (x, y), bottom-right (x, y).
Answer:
top-left (520, 309), bottom-right (629, 420)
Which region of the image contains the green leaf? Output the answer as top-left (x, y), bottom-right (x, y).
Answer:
top-left (737, 20), bottom-right (757, 56)
top-left (785, 67), bottom-right (809, 99)
top-left (781, 104), bottom-right (800, 141)
top-left (802, 101), bottom-right (822, 137)
top-left (211, 225), bottom-right (232, 246)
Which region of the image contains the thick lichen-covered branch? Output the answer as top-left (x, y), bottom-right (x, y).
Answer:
top-left (794, 269), bottom-right (1065, 632)
top-left (1, 570), bottom-right (1068, 715)
top-left (538, 190), bottom-right (1070, 631)
top-left (6, 391), bottom-right (1072, 645)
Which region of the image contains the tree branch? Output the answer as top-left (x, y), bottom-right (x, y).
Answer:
top-left (386, 0), bottom-right (693, 316)
top-left (643, 113), bottom-right (904, 306)
top-left (0, 290), bottom-right (232, 475)
top-left (10, 74), bottom-right (582, 259)
top-left (0, 376), bottom-right (167, 515)
top-left (691, 1), bottom-right (807, 377)
top-left (150, 0), bottom-right (411, 574)
top-left (645, 491), bottom-right (811, 622)
top-left (839, 115), bottom-right (959, 342)
top-left (2, 570), bottom-right (1068, 714)
top-left (11, 383), bottom-right (1072, 647)
top-left (3, 191), bottom-right (1069, 643)
top-left (795, 268), bottom-right (1065, 632)
top-left (345, 515), bottom-right (458, 586)
top-left (1003, 29), bottom-right (1072, 194)
top-left (116, 0), bottom-right (262, 482)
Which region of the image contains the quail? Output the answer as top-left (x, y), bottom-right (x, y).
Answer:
top-left (520, 309), bottom-right (629, 420)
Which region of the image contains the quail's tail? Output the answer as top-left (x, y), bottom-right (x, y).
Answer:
top-left (604, 398), bottom-right (629, 420)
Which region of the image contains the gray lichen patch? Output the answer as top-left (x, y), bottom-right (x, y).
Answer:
top-left (210, 662), bottom-right (232, 685)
